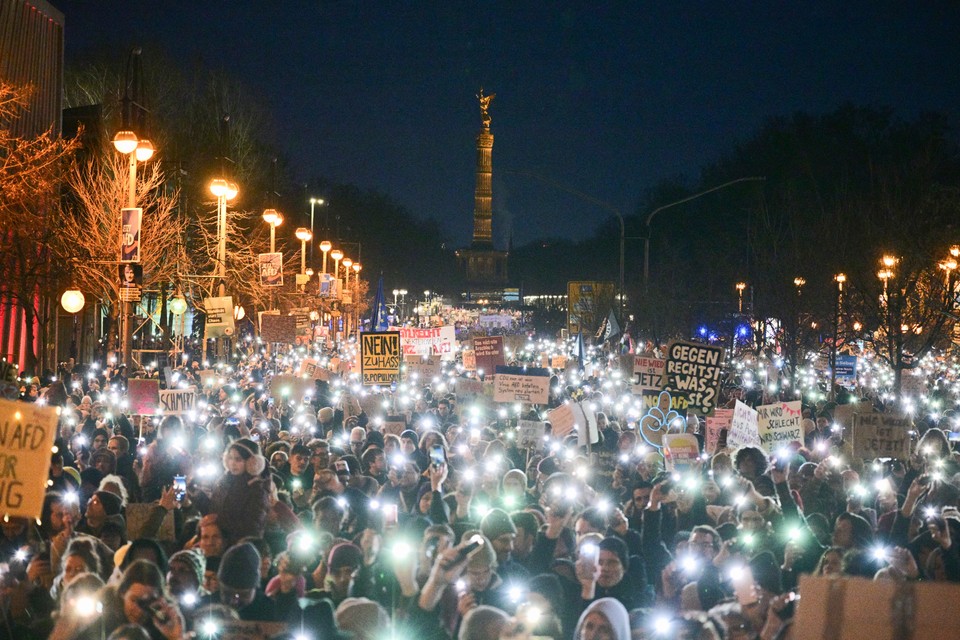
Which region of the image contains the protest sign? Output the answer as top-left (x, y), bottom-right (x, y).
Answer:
top-left (663, 341), bottom-right (724, 415)
top-left (158, 387), bottom-right (197, 416)
top-left (270, 375), bottom-right (315, 403)
top-left (405, 355), bottom-right (442, 381)
top-left (832, 402), bottom-right (871, 439)
top-left (756, 401), bottom-right (803, 452)
top-left (548, 404), bottom-right (577, 439)
top-left (455, 377), bottom-right (484, 403)
top-left (258, 252), bottom-right (283, 287)
top-left (0, 399), bottom-right (59, 520)
top-left (462, 349), bottom-right (477, 371)
top-left (198, 369), bottom-right (219, 389)
top-left (852, 412), bottom-right (911, 459)
top-left (473, 336), bottom-right (505, 374)
top-left (381, 416), bottom-right (406, 436)
top-left (835, 355), bottom-right (858, 387)
top-left (493, 366), bottom-right (550, 404)
top-left (727, 400), bottom-right (761, 448)
top-left (640, 389), bottom-right (689, 415)
top-left (638, 391), bottom-right (687, 450)
top-left (399, 326), bottom-right (457, 360)
top-left (632, 355), bottom-right (666, 393)
top-left (203, 296), bottom-right (235, 339)
top-left (298, 358), bottom-right (329, 380)
top-left (663, 433), bottom-right (701, 472)
top-left (260, 315), bottom-right (297, 344)
top-left (127, 379), bottom-right (160, 415)
top-left (705, 408), bottom-right (733, 454)
top-left (361, 331), bottom-right (402, 386)
top-left (517, 420), bottom-right (546, 448)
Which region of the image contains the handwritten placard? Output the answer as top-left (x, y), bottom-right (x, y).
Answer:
top-left (405, 355), bottom-right (442, 381)
top-left (632, 355), bottom-right (666, 392)
top-left (548, 404), bottom-right (577, 439)
top-left (361, 331), bottom-right (402, 386)
top-left (493, 366), bottom-right (550, 404)
top-left (663, 341), bottom-right (724, 415)
top-left (852, 412), bottom-right (912, 459)
top-left (517, 420), bottom-right (546, 448)
top-left (270, 375), bottom-right (315, 403)
top-left (727, 400), bottom-right (760, 448)
top-left (158, 387), bottom-right (197, 416)
top-left (0, 399), bottom-right (59, 520)
top-left (473, 336), bottom-right (505, 374)
top-left (705, 408), bottom-right (733, 454)
top-left (756, 401), bottom-right (803, 452)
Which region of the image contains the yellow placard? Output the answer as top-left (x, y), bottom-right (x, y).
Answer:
top-left (0, 399), bottom-right (59, 520)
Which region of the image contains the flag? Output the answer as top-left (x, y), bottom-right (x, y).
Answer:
top-left (369, 277), bottom-right (389, 331)
top-left (575, 331), bottom-right (586, 371)
top-left (603, 309), bottom-right (621, 342)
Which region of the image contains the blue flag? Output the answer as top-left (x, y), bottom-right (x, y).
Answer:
top-left (576, 331), bottom-right (586, 371)
top-left (369, 277), bottom-right (389, 331)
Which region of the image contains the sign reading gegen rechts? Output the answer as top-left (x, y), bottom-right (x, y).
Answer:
top-left (361, 331), bottom-right (402, 386)
top-left (0, 399), bottom-right (59, 520)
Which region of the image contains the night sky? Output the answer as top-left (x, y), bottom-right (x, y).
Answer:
top-left (55, 1), bottom-right (960, 248)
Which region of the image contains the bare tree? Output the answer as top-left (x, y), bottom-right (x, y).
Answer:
top-left (0, 82), bottom-right (78, 372)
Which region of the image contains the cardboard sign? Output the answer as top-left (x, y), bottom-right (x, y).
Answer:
top-left (462, 349), bottom-right (477, 371)
top-left (473, 336), bottom-right (505, 374)
top-left (203, 296), bottom-right (235, 338)
top-left (381, 416), bottom-right (406, 436)
top-left (640, 389), bottom-right (689, 415)
top-left (298, 358), bottom-right (330, 380)
top-left (548, 403), bottom-right (577, 439)
top-left (517, 420), bottom-right (546, 448)
top-left (756, 401), bottom-right (803, 452)
top-left (361, 331), bottom-right (402, 386)
top-left (0, 399), bottom-right (59, 520)
top-left (705, 408), bottom-right (733, 454)
top-left (405, 355), bottom-right (442, 381)
top-left (127, 379), bottom-right (160, 415)
top-left (260, 314), bottom-right (297, 344)
top-left (158, 387), bottom-right (197, 416)
top-left (493, 366), bottom-right (550, 404)
top-left (727, 400), bottom-right (761, 448)
top-left (832, 402), bottom-right (871, 439)
top-left (852, 412), bottom-right (911, 459)
top-left (632, 355), bottom-right (666, 392)
top-left (270, 375), bottom-right (315, 403)
top-left (455, 377), bottom-right (484, 403)
top-left (663, 433), bottom-right (701, 472)
top-left (198, 369), bottom-right (219, 389)
top-left (663, 341), bottom-right (724, 415)
top-left (399, 326), bottom-right (457, 361)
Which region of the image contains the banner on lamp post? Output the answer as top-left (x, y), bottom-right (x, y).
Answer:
top-left (203, 296), bottom-right (235, 339)
top-left (258, 253), bottom-right (283, 287)
top-left (121, 207), bottom-right (142, 262)
top-left (118, 263), bottom-right (143, 302)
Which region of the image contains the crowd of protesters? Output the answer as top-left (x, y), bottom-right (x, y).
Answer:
top-left (1, 338), bottom-right (958, 640)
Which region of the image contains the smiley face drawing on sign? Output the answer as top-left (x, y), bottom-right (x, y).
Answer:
top-left (639, 390), bottom-right (687, 450)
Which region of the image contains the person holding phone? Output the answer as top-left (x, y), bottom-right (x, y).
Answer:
top-left (210, 438), bottom-right (271, 545)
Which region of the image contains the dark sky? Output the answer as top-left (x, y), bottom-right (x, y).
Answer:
top-left (55, 1), bottom-right (960, 248)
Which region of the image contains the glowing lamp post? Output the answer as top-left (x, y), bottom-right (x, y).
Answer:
top-left (262, 209), bottom-right (283, 253)
top-left (295, 227), bottom-right (313, 275)
top-left (342, 257), bottom-right (353, 289)
top-left (830, 273), bottom-right (847, 402)
top-left (210, 179), bottom-right (239, 294)
top-left (320, 240), bottom-right (332, 276)
top-left (331, 249), bottom-right (343, 293)
top-left (735, 282), bottom-right (747, 314)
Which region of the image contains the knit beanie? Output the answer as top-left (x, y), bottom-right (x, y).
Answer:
top-left (365, 431), bottom-right (385, 450)
top-left (170, 549), bottom-right (207, 587)
top-left (481, 508), bottom-right (517, 541)
top-left (218, 542), bottom-right (261, 590)
top-left (598, 536), bottom-right (629, 570)
top-left (400, 430), bottom-right (419, 446)
top-left (335, 598), bottom-right (390, 638)
top-left (327, 543), bottom-right (363, 572)
top-left (95, 490), bottom-right (123, 517)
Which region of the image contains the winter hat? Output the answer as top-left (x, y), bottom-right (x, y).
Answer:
top-left (170, 549), bottom-right (206, 587)
top-left (95, 490), bottom-right (123, 517)
top-left (598, 536), bottom-right (629, 570)
top-left (90, 449), bottom-right (117, 468)
top-left (327, 543), bottom-right (363, 573)
top-left (335, 598), bottom-right (390, 638)
top-left (318, 407), bottom-right (335, 423)
top-left (537, 456), bottom-right (561, 477)
top-left (481, 509), bottom-right (517, 541)
top-left (224, 438), bottom-right (267, 476)
top-left (365, 430), bottom-right (385, 450)
top-left (400, 430), bottom-right (419, 446)
top-left (218, 542), bottom-right (261, 590)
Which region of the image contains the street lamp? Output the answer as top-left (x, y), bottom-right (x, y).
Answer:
top-left (830, 273), bottom-right (846, 402)
top-left (211, 179), bottom-right (239, 295)
top-left (342, 257), bottom-right (353, 289)
top-left (61, 288), bottom-right (86, 363)
top-left (319, 240), bottom-right (332, 276)
top-left (295, 227), bottom-right (313, 275)
top-left (735, 282), bottom-right (747, 314)
top-left (309, 197), bottom-right (324, 263)
top-left (331, 249), bottom-right (343, 292)
top-left (263, 209), bottom-right (283, 253)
